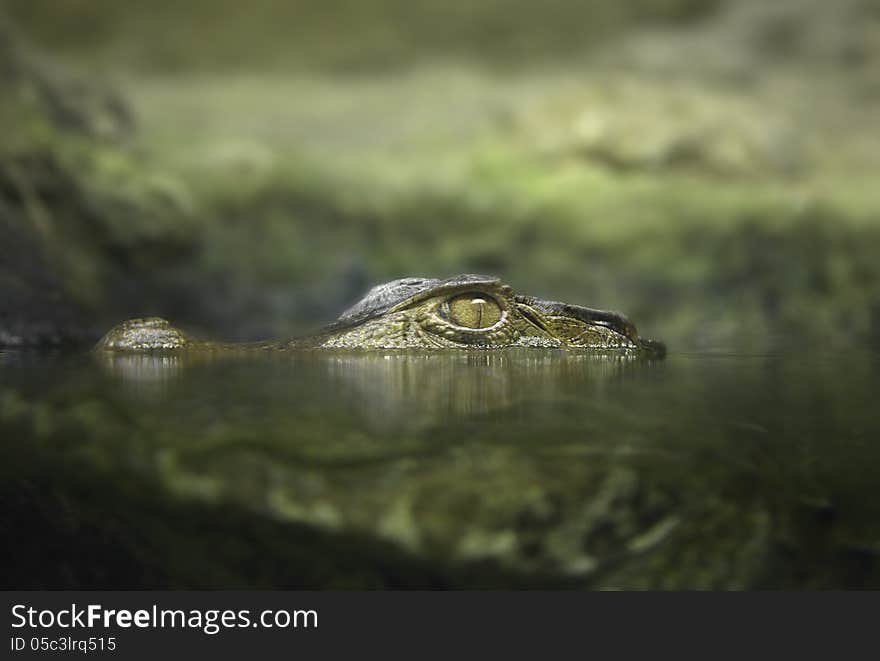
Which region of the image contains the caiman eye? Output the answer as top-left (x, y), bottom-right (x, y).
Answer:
top-left (446, 293), bottom-right (503, 329)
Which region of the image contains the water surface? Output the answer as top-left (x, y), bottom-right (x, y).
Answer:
top-left (2, 347), bottom-right (879, 588)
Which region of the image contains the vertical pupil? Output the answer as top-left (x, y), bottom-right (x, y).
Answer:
top-left (471, 298), bottom-right (486, 326)
top-left (448, 294), bottom-right (501, 328)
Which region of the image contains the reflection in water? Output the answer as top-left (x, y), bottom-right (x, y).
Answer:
top-left (322, 352), bottom-right (652, 431)
top-left (98, 349), bottom-right (657, 430)
top-left (99, 353), bottom-right (185, 387)
top-left (5, 348), bottom-right (880, 588)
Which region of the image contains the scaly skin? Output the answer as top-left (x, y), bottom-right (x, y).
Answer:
top-left (96, 275), bottom-right (665, 356)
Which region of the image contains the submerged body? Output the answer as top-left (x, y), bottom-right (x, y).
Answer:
top-left (97, 274), bottom-right (664, 356)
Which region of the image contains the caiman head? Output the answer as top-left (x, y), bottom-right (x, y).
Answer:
top-left (311, 274), bottom-right (664, 355)
top-left (96, 274), bottom-right (664, 356)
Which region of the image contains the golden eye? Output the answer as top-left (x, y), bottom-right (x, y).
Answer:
top-left (447, 293), bottom-right (503, 329)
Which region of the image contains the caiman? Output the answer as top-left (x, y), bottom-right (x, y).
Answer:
top-left (96, 274), bottom-right (665, 356)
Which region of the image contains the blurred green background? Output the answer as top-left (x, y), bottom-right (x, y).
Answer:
top-left (2, 0), bottom-right (880, 347)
